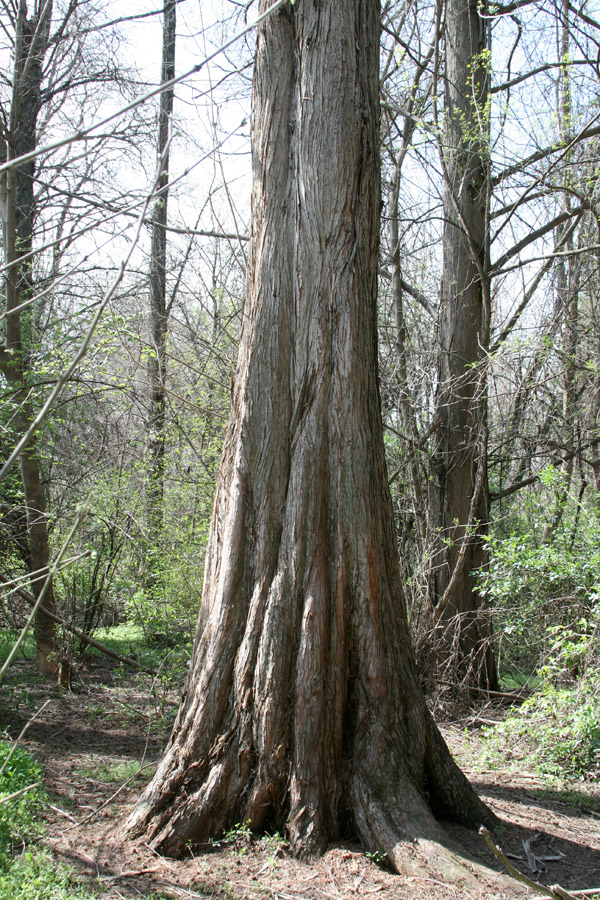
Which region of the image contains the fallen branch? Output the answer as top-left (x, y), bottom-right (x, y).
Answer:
top-left (98, 868), bottom-right (160, 881)
top-left (531, 892), bottom-right (600, 900)
top-left (480, 827), bottom-right (579, 900)
top-left (0, 573), bottom-right (157, 676)
top-left (437, 679), bottom-right (530, 702)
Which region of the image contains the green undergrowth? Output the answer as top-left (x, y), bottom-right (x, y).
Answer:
top-left (482, 675), bottom-right (600, 779)
top-left (0, 623), bottom-right (191, 676)
top-left (0, 739), bottom-right (94, 899)
top-left (0, 741), bottom-right (44, 868)
top-left (0, 738), bottom-right (167, 900)
top-left (0, 848), bottom-right (100, 900)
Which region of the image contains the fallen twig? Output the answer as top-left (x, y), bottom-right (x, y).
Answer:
top-left (98, 867), bottom-right (160, 881)
top-left (480, 826), bottom-right (579, 900)
top-left (47, 803), bottom-right (77, 823)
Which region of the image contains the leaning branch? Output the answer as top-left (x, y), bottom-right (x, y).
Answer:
top-left (492, 120), bottom-right (600, 187)
top-left (490, 205), bottom-right (587, 275)
top-left (0, 783), bottom-right (40, 805)
top-left (0, 574), bottom-right (157, 676)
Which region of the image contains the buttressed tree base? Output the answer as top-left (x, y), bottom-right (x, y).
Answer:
top-left (125, 0), bottom-right (500, 883)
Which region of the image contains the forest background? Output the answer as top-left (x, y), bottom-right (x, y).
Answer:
top-left (0, 0), bottom-right (600, 892)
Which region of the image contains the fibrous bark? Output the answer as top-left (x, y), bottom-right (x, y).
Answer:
top-left (126, 0), bottom-right (497, 882)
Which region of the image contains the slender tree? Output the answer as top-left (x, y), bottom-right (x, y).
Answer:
top-left (147, 0), bottom-right (176, 541)
top-left (0, 0), bottom-right (58, 673)
top-left (429, 0), bottom-right (497, 689)
top-left (126, 0), bottom-right (497, 882)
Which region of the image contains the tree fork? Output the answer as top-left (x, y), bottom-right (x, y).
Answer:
top-left (126, 0), bottom-right (500, 882)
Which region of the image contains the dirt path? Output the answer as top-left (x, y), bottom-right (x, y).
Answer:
top-left (2, 658), bottom-right (599, 900)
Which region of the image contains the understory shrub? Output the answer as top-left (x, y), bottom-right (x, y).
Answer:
top-left (480, 472), bottom-right (600, 681)
top-left (482, 619), bottom-right (600, 778)
top-left (483, 672), bottom-right (600, 778)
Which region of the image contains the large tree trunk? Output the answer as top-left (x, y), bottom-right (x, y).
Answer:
top-left (126, 0), bottom-right (497, 882)
top-left (0, 2), bottom-right (57, 674)
top-left (147, 0), bottom-right (176, 542)
top-left (429, 0), bottom-right (497, 691)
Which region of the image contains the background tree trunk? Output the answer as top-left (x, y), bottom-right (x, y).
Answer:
top-left (125, 0), bottom-right (497, 882)
top-left (429, 0), bottom-right (497, 691)
top-left (542, 0), bottom-right (579, 545)
top-left (1, 1), bottom-right (57, 674)
top-left (147, 0), bottom-right (176, 542)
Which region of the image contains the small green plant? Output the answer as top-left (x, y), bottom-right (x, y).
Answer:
top-left (366, 849), bottom-right (388, 866)
top-left (210, 820), bottom-right (253, 853)
top-left (260, 831), bottom-right (286, 854)
top-left (222, 820), bottom-right (252, 844)
top-left (258, 831), bottom-right (287, 869)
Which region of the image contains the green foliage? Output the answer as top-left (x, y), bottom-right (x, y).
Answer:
top-left (0, 743), bottom-right (140, 900)
top-left (221, 820), bottom-right (253, 845)
top-left (482, 613), bottom-right (600, 779)
top-left (482, 668), bottom-right (600, 779)
top-left (0, 742), bottom-right (44, 870)
top-left (479, 471), bottom-right (600, 680)
top-left (0, 632), bottom-right (35, 666)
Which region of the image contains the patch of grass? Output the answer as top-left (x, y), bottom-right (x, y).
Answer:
top-left (76, 759), bottom-right (155, 783)
top-left (92, 624), bottom-right (148, 661)
top-left (0, 848), bottom-right (98, 900)
top-left (0, 630), bottom-right (35, 665)
top-left (91, 625), bottom-right (192, 691)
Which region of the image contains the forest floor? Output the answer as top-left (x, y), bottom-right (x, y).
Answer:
top-left (2, 656), bottom-right (600, 900)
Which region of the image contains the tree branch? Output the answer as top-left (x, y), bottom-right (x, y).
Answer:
top-left (491, 205), bottom-right (587, 274)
